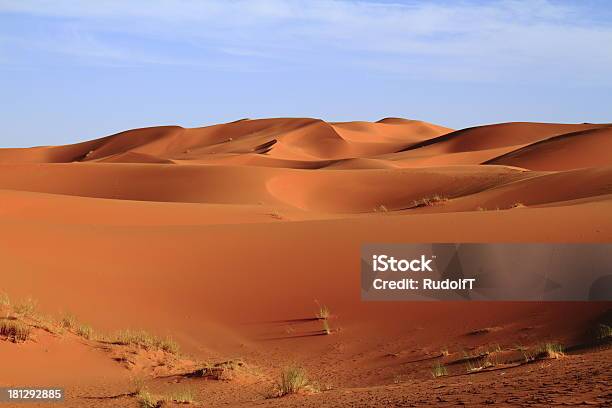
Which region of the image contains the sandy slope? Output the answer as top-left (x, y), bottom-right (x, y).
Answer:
top-left (0, 117), bottom-right (610, 407)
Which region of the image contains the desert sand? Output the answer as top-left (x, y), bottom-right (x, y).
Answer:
top-left (0, 117), bottom-right (610, 407)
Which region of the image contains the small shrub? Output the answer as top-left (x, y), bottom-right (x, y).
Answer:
top-left (0, 292), bottom-right (10, 307)
top-left (0, 320), bottom-right (31, 342)
top-left (431, 362), bottom-right (447, 378)
top-left (440, 348), bottom-right (450, 357)
top-left (276, 366), bottom-right (310, 396)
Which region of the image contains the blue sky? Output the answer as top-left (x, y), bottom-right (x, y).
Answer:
top-left (1, 0), bottom-right (611, 147)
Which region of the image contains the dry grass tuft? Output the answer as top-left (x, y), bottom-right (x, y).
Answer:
top-left (374, 204), bottom-right (389, 213)
top-left (413, 194), bottom-right (449, 208)
top-left (188, 360), bottom-right (246, 381)
top-left (597, 324), bottom-right (612, 341)
top-left (0, 319), bottom-right (31, 342)
top-left (2, 297), bottom-right (185, 356)
top-left (272, 366), bottom-right (313, 397)
top-left (465, 355), bottom-right (496, 373)
top-left (539, 343), bottom-right (565, 359)
top-left (267, 211), bottom-right (284, 220)
top-left (167, 387), bottom-right (195, 404)
top-left (316, 302), bottom-right (330, 320)
top-left (136, 389), bottom-right (162, 408)
top-left (209, 360), bottom-right (241, 381)
top-left (13, 297), bottom-right (38, 317)
top-left (60, 313), bottom-right (77, 330)
top-left (76, 324), bottom-right (94, 339)
top-left (468, 327), bottom-right (492, 336)
top-left (136, 387), bottom-right (195, 407)
top-left (315, 301), bottom-right (332, 334)
top-left (322, 320), bottom-right (331, 335)
top-left (31, 314), bottom-right (59, 334)
top-left (431, 362), bottom-right (448, 378)
top-left (0, 292), bottom-right (10, 307)
top-left (110, 329), bottom-right (180, 354)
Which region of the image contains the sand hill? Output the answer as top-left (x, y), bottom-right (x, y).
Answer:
top-left (0, 118), bottom-right (610, 407)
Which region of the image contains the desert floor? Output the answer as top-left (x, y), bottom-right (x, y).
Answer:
top-left (0, 117), bottom-right (611, 407)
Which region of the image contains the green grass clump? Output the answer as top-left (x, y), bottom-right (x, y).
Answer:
top-left (0, 320), bottom-right (31, 342)
top-left (431, 362), bottom-right (448, 378)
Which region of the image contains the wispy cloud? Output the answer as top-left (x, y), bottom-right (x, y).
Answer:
top-left (1, 0), bottom-right (611, 83)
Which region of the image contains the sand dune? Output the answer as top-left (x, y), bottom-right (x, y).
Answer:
top-left (0, 117), bottom-right (610, 407)
top-left (485, 127), bottom-right (612, 170)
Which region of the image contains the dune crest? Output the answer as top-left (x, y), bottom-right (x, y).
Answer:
top-left (0, 118), bottom-right (610, 213)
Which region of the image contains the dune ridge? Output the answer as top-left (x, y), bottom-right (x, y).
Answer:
top-left (0, 118), bottom-right (611, 215)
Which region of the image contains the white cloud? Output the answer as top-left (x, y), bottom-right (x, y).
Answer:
top-left (1, 0), bottom-right (611, 83)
